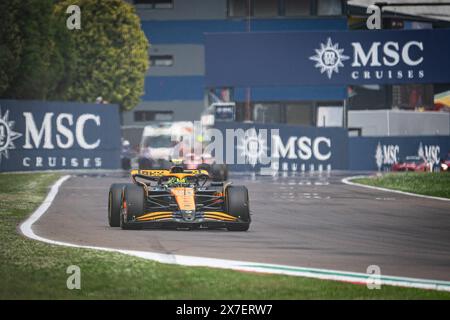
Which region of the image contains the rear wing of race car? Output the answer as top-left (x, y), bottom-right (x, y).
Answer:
top-left (130, 169), bottom-right (209, 182)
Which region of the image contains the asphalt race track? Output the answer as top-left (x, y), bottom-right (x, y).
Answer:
top-left (33, 172), bottom-right (450, 281)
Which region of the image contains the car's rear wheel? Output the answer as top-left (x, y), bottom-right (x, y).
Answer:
top-left (121, 184), bottom-right (145, 230)
top-left (108, 184), bottom-right (125, 227)
top-left (225, 185), bottom-right (250, 231)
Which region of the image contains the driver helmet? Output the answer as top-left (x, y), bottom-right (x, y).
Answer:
top-left (167, 177), bottom-right (187, 186)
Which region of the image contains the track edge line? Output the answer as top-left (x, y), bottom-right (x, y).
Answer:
top-left (18, 174), bottom-right (450, 293)
top-left (342, 174), bottom-right (450, 202)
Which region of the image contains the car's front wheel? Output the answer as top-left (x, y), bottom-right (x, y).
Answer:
top-left (108, 184), bottom-right (126, 227)
top-left (121, 184), bottom-right (145, 230)
top-left (225, 185), bottom-right (250, 231)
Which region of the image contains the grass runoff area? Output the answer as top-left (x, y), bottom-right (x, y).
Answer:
top-left (1, 173), bottom-right (449, 299)
top-left (353, 172), bottom-right (450, 199)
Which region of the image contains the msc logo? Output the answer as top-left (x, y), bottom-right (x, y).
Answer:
top-left (237, 128), bottom-right (268, 167)
top-left (235, 128), bottom-right (332, 168)
top-left (310, 38), bottom-right (425, 81)
top-left (375, 142), bottom-right (399, 170)
top-left (272, 135), bottom-right (332, 161)
top-left (418, 142), bottom-right (440, 166)
top-left (0, 107), bottom-right (104, 169)
top-left (309, 38), bottom-right (349, 79)
top-left (0, 108), bottom-right (22, 164)
top-left (22, 112), bottom-right (101, 150)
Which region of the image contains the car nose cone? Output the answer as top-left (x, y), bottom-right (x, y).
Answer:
top-left (182, 210), bottom-right (195, 221)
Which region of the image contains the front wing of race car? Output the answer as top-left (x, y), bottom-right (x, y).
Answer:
top-left (124, 210), bottom-right (245, 229)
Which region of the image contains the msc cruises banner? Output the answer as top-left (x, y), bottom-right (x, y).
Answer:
top-left (0, 100), bottom-right (121, 172)
top-left (213, 122), bottom-right (348, 172)
top-left (205, 29), bottom-right (450, 87)
top-left (348, 136), bottom-right (450, 171)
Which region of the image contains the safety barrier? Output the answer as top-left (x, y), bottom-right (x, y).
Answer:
top-left (0, 100), bottom-right (121, 172)
top-left (213, 122), bottom-right (450, 171)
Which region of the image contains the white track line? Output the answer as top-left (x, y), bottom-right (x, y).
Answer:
top-left (19, 175), bottom-right (450, 292)
top-left (342, 175), bottom-right (450, 202)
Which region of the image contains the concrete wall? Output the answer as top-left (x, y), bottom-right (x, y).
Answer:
top-left (348, 110), bottom-right (450, 136)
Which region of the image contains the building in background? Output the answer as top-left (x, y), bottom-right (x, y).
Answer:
top-left (347, 0), bottom-right (450, 113)
top-left (122, 0), bottom-right (348, 131)
top-left (346, 0), bottom-right (450, 136)
top-left (123, 0), bottom-right (450, 141)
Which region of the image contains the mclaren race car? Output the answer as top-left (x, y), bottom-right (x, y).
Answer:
top-left (108, 166), bottom-right (250, 231)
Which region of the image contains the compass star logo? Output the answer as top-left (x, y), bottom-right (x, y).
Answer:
top-left (375, 142), bottom-right (383, 171)
top-left (309, 37), bottom-right (349, 79)
top-left (0, 108), bottom-right (22, 163)
top-left (237, 128), bottom-right (268, 167)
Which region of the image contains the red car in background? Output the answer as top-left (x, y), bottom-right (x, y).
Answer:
top-left (391, 156), bottom-right (430, 172)
top-left (440, 153), bottom-right (450, 172)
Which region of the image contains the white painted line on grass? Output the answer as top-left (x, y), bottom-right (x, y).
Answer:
top-left (342, 175), bottom-right (450, 202)
top-left (19, 175), bottom-right (450, 292)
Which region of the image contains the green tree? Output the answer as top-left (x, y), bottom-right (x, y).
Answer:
top-left (54, 0), bottom-right (150, 110)
top-left (0, 0), bottom-right (21, 96)
top-left (0, 0), bottom-right (69, 99)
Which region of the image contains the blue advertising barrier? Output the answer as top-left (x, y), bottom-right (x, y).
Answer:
top-left (213, 123), bottom-right (449, 172)
top-left (0, 100), bottom-right (121, 172)
top-left (205, 29), bottom-right (450, 87)
top-left (213, 122), bottom-right (348, 171)
top-left (348, 136), bottom-right (450, 171)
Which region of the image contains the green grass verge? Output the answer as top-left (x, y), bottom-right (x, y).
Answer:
top-left (353, 172), bottom-right (450, 199)
top-left (1, 173), bottom-right (449, 299)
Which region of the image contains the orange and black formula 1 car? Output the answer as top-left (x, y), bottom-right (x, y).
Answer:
top-left (108, 166), bottom-right (250, 231)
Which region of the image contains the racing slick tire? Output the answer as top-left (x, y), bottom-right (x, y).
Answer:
top-left (210, 164), bottom-right (228, 181)
top-left (121, 184), bottom-right (145, 230)
top-left (225, 185), bottom-right (250, 231)
top-left (108, 183), bottom-right (126, 227)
